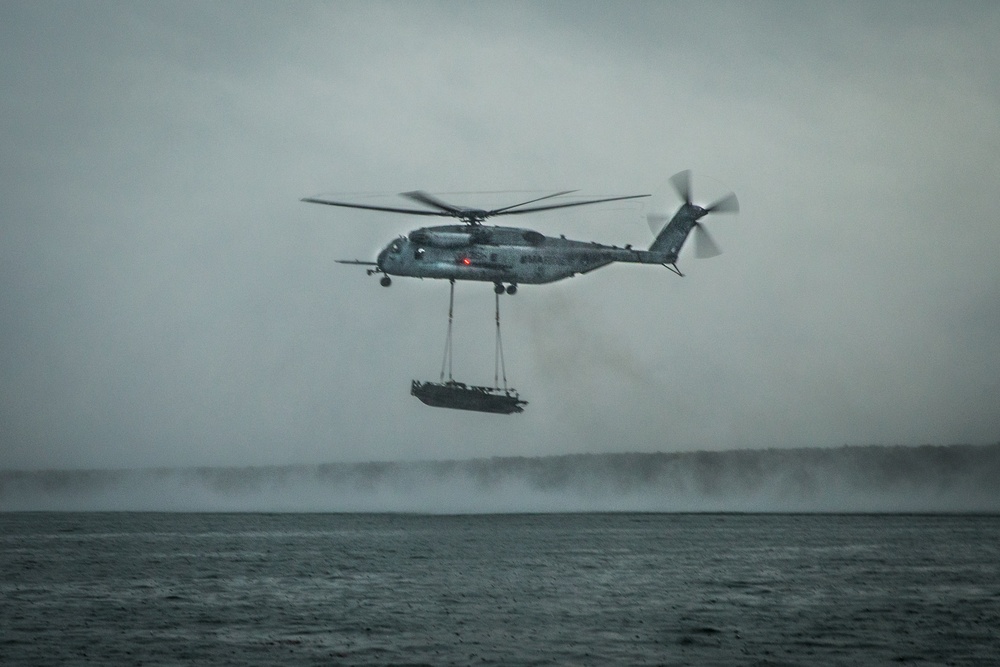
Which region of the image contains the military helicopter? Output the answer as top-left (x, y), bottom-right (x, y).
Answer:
top-left (302, 170), bottom-right (738, 293)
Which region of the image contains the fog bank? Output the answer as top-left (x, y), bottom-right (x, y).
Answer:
top-left (2, 444), bottom-right (997, 513)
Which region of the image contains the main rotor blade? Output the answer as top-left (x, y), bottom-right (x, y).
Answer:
top-left (304, 191), bottom-right (652, 221)
top-left (705, 191), bottom-right (740, 214)
top-left (489, 190), bottom-right (578, 215)
top-left (492, 193), bottom-right (650, 217)
top-left (694, 224), bottom-right (722, 259)
top-left (301, 197), bottom-right (450, 216)
top-left (400, 190), bottom-right (468, 216)
top-left (669, 170), bottom-right (692, 205)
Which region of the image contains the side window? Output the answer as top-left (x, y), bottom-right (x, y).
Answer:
top-left (414, 247), bottom-right (425, 260)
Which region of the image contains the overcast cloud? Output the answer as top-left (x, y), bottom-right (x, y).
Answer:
top-left (2, 1), bottom-right (998, 471)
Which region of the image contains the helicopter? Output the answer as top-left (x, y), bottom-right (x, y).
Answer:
top-left (302, 170), bottom-right (738, 294)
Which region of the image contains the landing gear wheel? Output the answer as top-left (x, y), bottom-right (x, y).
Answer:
top-left (380, 276), bottom-right (392, 287)
top-left (494, 282), bottom-right (505, 294)
top-left (505, 284), bottom-right (518, 295)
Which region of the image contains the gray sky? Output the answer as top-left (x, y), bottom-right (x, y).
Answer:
top-left (2, 1), bottom-right (998, 471)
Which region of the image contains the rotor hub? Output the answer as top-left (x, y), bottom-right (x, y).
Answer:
top-left (460, 209), bottom-right (489, 225)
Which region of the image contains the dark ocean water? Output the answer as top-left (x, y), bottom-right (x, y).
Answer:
top-left (1, 513), bottom-right (998, 666)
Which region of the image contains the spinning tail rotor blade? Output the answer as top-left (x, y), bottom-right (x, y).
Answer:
top-left (705, 191), bottom-right (740, 215)
top-left (669, 170), bottom-right (693, 205)
top-left (694, 225), bottom-right (722, 259)
top-left (646, 212), bottom-right (670, 235)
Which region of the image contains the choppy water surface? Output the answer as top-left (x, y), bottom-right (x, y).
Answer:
top-left (2, 513), bottom-right (998, 665)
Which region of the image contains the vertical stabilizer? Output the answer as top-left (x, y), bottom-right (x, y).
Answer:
top-left (649, 205), bottom-right (700, 261)
top-left (647, 170), bottom-right (738, 264)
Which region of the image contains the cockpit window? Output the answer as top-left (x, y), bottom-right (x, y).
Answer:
top-left (389, 239), bottom-right (403, 254)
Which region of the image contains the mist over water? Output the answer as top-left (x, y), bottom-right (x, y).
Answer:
top-left (3, 444), bottom-right (997, 513)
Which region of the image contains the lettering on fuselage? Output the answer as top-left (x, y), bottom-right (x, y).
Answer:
top-left (519, 251), bottom-right (616, 266)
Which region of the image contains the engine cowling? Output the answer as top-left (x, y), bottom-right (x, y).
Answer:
top-left (408, 229), bottom-right (472, 248)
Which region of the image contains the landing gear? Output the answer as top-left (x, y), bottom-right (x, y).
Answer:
top-left (506, 284), bottom-right (518, 295)
top-left (494, 282), bottom-right (517, 295)
top-left (494, 282), bottom-right (505, 294)
top-left (380, 276), bottom-right (392, 287)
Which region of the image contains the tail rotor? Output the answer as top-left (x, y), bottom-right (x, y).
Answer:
top-left (693, 225), bottom-right (723, 259)
top-left (647, 170), bottom-right (739, 260)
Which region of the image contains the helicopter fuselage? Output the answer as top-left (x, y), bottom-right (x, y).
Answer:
top-left (308, 175), bottom-right (737, 288)
top-left (376, 224), bottom-right (671, 285)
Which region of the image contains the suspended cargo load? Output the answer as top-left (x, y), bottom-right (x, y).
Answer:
top-left (413, 279), bottom-right (527, 413)
top-left (411, 380), bottom-right (527, 414)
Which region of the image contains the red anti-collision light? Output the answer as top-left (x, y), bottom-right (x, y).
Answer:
top-left (461, 257), bottom-right (471, 265)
